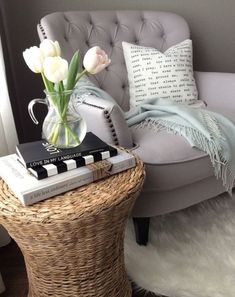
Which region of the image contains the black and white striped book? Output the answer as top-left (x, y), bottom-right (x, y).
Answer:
top-left (27, 148), bottom-right (117, 180)
top-left (0, 150), bottom-right (136, 206)
top-left (16, 132), bottom-right (113, 168)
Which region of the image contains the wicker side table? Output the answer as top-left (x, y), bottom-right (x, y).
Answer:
top-left (0, 155), bottom-right (144, 297)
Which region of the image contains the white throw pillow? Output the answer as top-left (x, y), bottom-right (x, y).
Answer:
top-left (122, 40), bottom-right (198, 108)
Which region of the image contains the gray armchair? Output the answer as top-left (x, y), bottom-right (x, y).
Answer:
top-left (38, 10), bottom-right (235, 244)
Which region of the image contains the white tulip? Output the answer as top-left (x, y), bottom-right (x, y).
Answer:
top-left (43, 57), bottom-right (68, 83)
top-left (40, 39), bottom-right (61, 57)
top-left (83, 46), bottom-right (111, 74)
top-left (23, 46), bottom-right (45, 73)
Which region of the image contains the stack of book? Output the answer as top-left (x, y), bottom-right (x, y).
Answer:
top-left (16, 132), bottom-right (118, 180)
top-left (0, 132), bottom-right (136, 206)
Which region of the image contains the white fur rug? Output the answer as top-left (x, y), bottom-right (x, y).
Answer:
top-left (124, 192), bottom-right (235, 297)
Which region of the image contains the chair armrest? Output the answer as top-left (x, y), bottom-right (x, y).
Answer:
top-left (76, 95), bottom-right (133, 148)
top-left (195, 71), bottom-right (235, 108)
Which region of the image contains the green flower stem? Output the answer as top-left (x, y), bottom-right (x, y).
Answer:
top-left (48, 124), bottom-right (81, 147)
top-left (65, 125), bottom-right (69, 146)
top-left (41, 73), bottom-right (54, 92)
top-left (47, 109), bottom-right (81, 147)
top-left (58, 82), bottom-right (65, 114)
top-left (62, 100), bottom-right (70, 118)
top-left (64, 123), bottom-right (81, 144)
top-left (75, 69), bottom-right (88, 84)
top-left (59, 81), bottom-right (64, 92)
top-left (50, 123), bottom-right (61, 145)
top-left (48, 123), bottom-right (58, 141)
top-left (60, 69), bottom-right (88, 119)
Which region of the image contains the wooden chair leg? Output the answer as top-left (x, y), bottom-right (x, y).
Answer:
top-left (133, 217), bottom-right (150, 246)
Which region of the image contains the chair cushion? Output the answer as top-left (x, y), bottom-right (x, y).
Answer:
top-left (131, 106), bottom-right (235, 191)
top-left (122, 39), bottom-right (198, 108)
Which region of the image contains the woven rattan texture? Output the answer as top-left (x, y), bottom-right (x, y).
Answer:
top-left (0, 156), bottom-right (145, 297)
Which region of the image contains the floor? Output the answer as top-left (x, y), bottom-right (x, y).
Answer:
top-left (0, 240), bottom-right (155, 297)
top-left (0, 241), bottom-right (28, 297)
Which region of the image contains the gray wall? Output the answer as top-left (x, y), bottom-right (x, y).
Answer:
top-left (0, 0), bottom-right (235, 142)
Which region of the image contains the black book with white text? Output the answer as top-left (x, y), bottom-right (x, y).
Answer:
top-left (16, 132), bottom-right (117, 168)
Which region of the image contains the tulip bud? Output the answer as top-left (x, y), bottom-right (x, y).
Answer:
top-left (83, 46), bottom-right (111, 74)
top-left (40, 39), bottom-right (61, 57)
top-left (43, 56), bottom-right (68, 83)
top-left (23, 46), bottom-right (45, 73)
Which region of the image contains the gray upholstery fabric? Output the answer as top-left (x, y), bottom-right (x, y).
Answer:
top-left (195, 71), bottom-right (235, 111)
top-left (38, 10), bottom-right (190, 111)
top-left (131, 103), bottom-right (235, 191)
top-left (38, 10), bottom-right (235, 217)
top-left (131, 128), bottom-right (210, 191)
top-left (132, 176), bottom-right (227, 217)
top-left (77, 95), bottom-right (133, 148)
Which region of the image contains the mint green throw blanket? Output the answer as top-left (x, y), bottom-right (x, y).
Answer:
top-left (74, 77), bottom-right (235, 194)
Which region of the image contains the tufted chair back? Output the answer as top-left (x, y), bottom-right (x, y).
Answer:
top-left (38, 10), bottom-right (190, 111)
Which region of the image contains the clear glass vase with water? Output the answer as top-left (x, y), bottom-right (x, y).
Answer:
top-left (28, 90), bottom-right (87, 149)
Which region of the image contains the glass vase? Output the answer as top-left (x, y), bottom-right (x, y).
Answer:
top-left (28, 90), bottom-right (87, 149)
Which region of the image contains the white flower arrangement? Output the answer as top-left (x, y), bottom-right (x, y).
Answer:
top-left (23, 40), bottom-right (111, 147)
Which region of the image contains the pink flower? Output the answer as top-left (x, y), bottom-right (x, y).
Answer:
top-left (83, 46), bottom-right (111, 74)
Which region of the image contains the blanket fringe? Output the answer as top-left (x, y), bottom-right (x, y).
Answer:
top-left (137, 117), bottom-right (234, 195)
